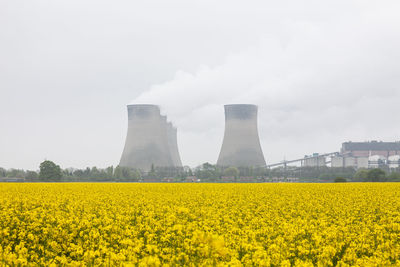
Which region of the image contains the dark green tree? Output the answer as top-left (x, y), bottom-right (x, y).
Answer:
top-left (366, 168), bottom-right (386, 182)
top-left (0, 167), bottom-right (6, 177)
top-left (39, 160), bottom-right (62, 181)
top-left (334, 177), bottom-right (347, 183)
top-left (387, 172), bottom-right (400, 182)
top-left (7, 169), bottom-right (26, 178)
top-left (353, 169), bottom-right (369, 182)
top-left (25, 171), bottom-right (38, 181)
top-left (114, 166), bottom-right (123, 181)
top-left (106, 166), bottom-right (114, 179)
top-left (223, 166), bottom-right (240, 178)
top-left (147, 164), bottom-right (157, 179)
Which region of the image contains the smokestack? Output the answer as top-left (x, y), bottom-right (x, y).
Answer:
top-left (120, 104), bottom-right (181, 171)
top-left (217, 104), bottom-right (266, 167)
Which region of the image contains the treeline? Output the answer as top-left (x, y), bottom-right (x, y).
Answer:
top-left (0, 168), bottom-right (38, 180)
top-left (1, 160), bottom-right (400, 182)
top-left (191, 164), bottom-right (400, 182)
top-left (257, 166), bottom-right (400, 182)
top-left (0, 161), bottom-right (190, 182)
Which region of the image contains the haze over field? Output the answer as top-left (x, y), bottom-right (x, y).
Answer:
top-left (1, 0), bottom-right (399, 169)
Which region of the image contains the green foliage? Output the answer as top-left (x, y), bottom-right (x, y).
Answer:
top-left (334, 177), bottom-right (347, 183)
top-left (353, 169), bottom-right (369, 182)
top-left (366, 168), bottom-right (386, 182)
top-left (223, 167), bottom-right (240, 178)
top-left (0, 167), bottom-right (6, 177)
top-left (114, 166), bottom-right (140, 182)
top-left (39, 160), bottom-right (62, 181)
top-left (194, 163), bottom-right (222, 182)
top-left (353, 168), bottom-right (387, 182)
top-left (106, 166), bottom-right (114, 178)
top-left (6, 169), bottom-right (25, 178)
top-left (387, 172), bottom-right (400, 182)
top-left (25, 171), bottom-right (38, 181)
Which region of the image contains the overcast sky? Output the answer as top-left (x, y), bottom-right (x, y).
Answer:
top-left (1, 0), bottom-right (399, 170)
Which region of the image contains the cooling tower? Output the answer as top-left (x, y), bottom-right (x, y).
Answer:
top-left (167, 122), bottom-right (183, 167)
top-left (217, 104), bottom-right (266, 167)
top-left (119, 104), bottom-right (182, 171)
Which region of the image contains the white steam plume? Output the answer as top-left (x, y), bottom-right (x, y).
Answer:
top-left (132, 1), bottom-right (400, 167)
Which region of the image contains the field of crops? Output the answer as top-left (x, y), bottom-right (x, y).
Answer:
top-left (1, 183), bottom-right (400, 266)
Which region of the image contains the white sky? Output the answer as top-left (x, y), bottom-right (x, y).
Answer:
top-left (1, 0), bottom-right (399, 170)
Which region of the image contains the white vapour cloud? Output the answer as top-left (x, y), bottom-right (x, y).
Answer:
top-left (133, 1), bottom-right (400, 167)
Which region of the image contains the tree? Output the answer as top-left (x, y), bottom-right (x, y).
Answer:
top-left (0, 168), bottom-right (6, 177)
top-left (25, 171), bottom-right (38, 181)
top-left (194, 163), bottom-right (222, 182)
top-left (39, 160), bottom-right (62, 181)
top-left (114, 166), bottom-right (123, 181)
top-left (366, 168), bottom-right (386, 182)
top-left (353, 169), bottom-right (369, 182)
top-left (334, 177), bottom-right (347, 183)
top-left (147, 164), bottom-right (157, 179)
top-left (223, 167), bottom-right (240, 178)
top-left (6, 169), bottom-right (26, 178)
top-left (387, 172), bottom-right (400, 182)
top-left (113, 166), bottom-right (139, 182)
top-left (106, 166), bottom-right (114, 179)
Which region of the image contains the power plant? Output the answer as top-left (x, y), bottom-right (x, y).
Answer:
top-left (331, 141), bottom-right (400, 169)
top-left (119, 104), bottom-right (182, 171)
top-left (119, 103), bottom-right (398, 174)
top-left (217, 104), bottom-right (266, 167)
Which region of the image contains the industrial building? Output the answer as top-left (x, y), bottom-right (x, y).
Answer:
top-left (217, 104), bottom-right (266, 167)
top-left (302, 153), bottom-right (326, 167)
top-left (341, 141), bottom-right (400, 157)
top-left (119, 104), bottom-right (182, 171)
top-left (331, 156), bottom-right (369, 169)
top-left (331, 141), bottom-right (400, 169)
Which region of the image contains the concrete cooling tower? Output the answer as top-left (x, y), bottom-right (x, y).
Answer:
top-left (217, 104), bottom-right (266, 167)
top-left (119, 104), bottom-right (182, 171)
top-left (167, 122), bottom-right (183, 167)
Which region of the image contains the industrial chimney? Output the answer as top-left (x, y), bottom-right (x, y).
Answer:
top-left (119, 104), bottom-right (182, 171)
top-left (217, 104), bottom-right (266, 167)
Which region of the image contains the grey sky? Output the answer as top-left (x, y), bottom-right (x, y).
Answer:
top-left (1, 0), bottom-right (399, 170)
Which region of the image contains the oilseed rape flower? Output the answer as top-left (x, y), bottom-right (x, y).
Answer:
top-left (1, 183), bottom-right (400, 265)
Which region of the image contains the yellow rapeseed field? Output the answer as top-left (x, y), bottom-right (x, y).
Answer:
top-left (1, 183), bottom-right (400, 266)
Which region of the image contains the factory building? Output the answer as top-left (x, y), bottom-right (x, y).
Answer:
top-left (368, 155), bottom-right (387, 169)
top-left (302, 153), bottom-right (326, 167)
top-left (341, 141), bottom-right (400, 158)
top-left (388, 155), bottom-right (400, 169)
top-left (331, 156), bottom-right (344, 168)
top-left (119, 104), bottom-right (182, 171)
top-left (331, 141), bottom-right (400, 169)
top-left (217, 104), bottom-right (266, 167)
top-left (331, 156), bottom-right (369, 169)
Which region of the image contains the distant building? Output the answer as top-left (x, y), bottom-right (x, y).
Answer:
top-left (368, 155), bottom-right (387, 169)
top-left (341, 141), bottom-right (400, 158)
top-left (331, 156), bottom-right (368, 169)
top-left (237, 176), bottom-right (255, 183)
top-left (221, 176), bottom-right (235, 182)
top-left (331, 156), bottom-right (344, 168)
top-left (331, 141), bottom-right (400, 169)
top-left (302, 153), bottom-right (326, 167)
top-left (357, 157), bottom-right (369, 169)
top-left (388, 155), bottom-right (400, 169)
top-left (185, 176), bottom-right (198, 183)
